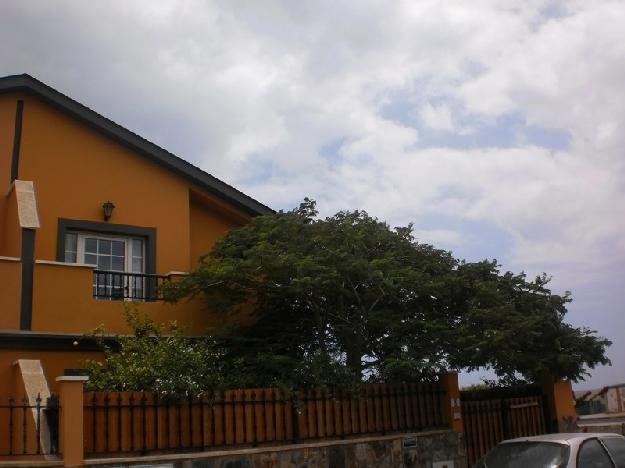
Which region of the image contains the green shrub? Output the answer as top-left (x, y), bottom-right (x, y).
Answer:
top-left (82, 306), bottom-right (224, 397)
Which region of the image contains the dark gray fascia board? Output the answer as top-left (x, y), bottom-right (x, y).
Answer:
top-left (0, 330), bottom-right (206, 352)
top-left (0, 330), bottom-right (116, 351)
top-left (0, 74), bottom-right (274, 217)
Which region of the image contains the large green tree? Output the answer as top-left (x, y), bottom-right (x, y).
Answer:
top-left (165, 199), bottom-right (610, 387)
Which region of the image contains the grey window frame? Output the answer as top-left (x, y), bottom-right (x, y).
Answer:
top-left (56, 218), bottom-right (156, 275)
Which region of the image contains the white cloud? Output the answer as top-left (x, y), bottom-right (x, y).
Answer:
top-left (420, 103), bottom-right (456, 132)
top-left (1, 0), bottom-right (624, 386)
top-left (412, 228), bottom-right (465, 247)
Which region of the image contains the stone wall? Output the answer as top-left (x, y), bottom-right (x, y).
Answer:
top-left (89, 430), bottom-right (466, 468)
top-left (403, 431), bottom-right (466, 468)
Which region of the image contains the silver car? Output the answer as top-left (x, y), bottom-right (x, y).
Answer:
top-left (473, 433), bottom-right (625, 467)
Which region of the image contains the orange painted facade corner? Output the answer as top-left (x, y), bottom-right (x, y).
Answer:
top-left (541, 376), bottom-right (578, 432)
top-left (56, 376), bottom-right (88, 467)
top-left (440, 372), bottom-right (463, 432)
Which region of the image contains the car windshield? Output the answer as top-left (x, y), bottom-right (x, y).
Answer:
top-left (479, 441), bottom-right (570, 468)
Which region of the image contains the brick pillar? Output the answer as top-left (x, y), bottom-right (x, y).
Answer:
top-left (56, 376), bottom-right (88, 467)
top-left (541, 376), bottom-right (577, 433)
top-left (440, 372), bottom-right (463, 432)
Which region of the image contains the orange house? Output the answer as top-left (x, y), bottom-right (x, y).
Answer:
top-left (0, 74), bottom-right (273, 394)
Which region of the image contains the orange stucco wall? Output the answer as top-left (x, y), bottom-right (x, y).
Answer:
top-left (31, 261), bottom-right (241, 335)
top-left (14, 94), bottom-right (250, 270)
top-left (0, 95), bottom-right (18, 256)
top-left (542, 377), bottom-right (577, 432)
top-left (552, 380), bottom-right (577, 420)
top-left (0, 349), bottom-right (103, 395)
top-left (0, 91), bottom-right (255, 335)
top-left (0, 96), bottom-right (15, 184)
top-left (0, 96), bottom-right (14, 187)
top-left (0, 257), bottom-right (21, 329)
top-left (189, 191), bottom-right (240, 268)
top-left (18, 95), bottom-right (193, 271)
top-left (1, 186), bottom-right (22, 258)
top-left (0, 88), bottom-right (262, 398)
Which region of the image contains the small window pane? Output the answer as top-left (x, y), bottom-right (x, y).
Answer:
top-left (132, 239), bottom-right (143, 257)
top-left (65, 251), bottom-right (77, 263)
top-left (578, 439), bottom-right (613, 468)
top-left (85, 238), bottom-right (97, 254)
top-left (65, 233), bottom-right (77, 252)
top-left (132, 258), bottom-right (143, 273)
top-left (84, 254), bottom-right (97, 265)
top-left (97, 256), bottom-right (111, 271)
top-left (112, 240), bottom-right (125, 256)
top-left (602, 437), bottom-right (625, 467)
top-left (98, 240), bottom-right (111, 255)
top-left (111, 256), bottom-right (124, 271)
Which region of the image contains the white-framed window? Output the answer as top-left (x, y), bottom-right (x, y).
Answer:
top-left (64, 232), bottom-right (144, 272)
top-left (64, 231), bottom-right (145, 299)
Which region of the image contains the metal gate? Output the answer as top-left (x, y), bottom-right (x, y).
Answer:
top-left (461, 387), bottom-right (549, 466)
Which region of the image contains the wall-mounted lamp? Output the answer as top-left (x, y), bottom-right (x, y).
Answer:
top-left (102, 201), bottom-right (115, 221)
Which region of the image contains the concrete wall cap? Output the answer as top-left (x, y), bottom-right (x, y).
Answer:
top-left (84, 430), bottom-right (454, 465)
top-left (55, 376), bottom-right (89, 382)
top-left (0, 256), bottom-right (21, 262)
top-left (36, 259), bottom-right (97, 268)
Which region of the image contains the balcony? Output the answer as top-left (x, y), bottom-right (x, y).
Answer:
top-left (0, 257), bottom-right (252, 336)
top-left (0, 258), bottom-right (238, 335)
top-left (92, 270), bottom-right (168, 301)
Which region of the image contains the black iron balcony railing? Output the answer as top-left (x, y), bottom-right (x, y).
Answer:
top-left (93, 271), bottom-right (169, 301)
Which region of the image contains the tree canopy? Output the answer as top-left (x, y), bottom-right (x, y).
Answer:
top-left (162, 199), bottom-right (609, 388)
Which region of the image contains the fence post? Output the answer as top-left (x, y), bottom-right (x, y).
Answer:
top-left (439, 372), bottom-right (463, 432)
top-left (541, 376), bottom-right (577, 433)
top-left (56, 376), bottom-right (88, 467)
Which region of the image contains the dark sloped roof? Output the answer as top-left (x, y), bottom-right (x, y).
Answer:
top-left (0, 74), bottom-right (273, 216)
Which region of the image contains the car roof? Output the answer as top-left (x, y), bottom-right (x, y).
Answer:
top-left (501, 433), bottom-right (625, 445)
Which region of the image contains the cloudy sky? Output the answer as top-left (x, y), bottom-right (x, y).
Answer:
top-left (2, 0), bottom-right (623, 389)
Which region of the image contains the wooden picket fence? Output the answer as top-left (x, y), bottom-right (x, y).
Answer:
top-left (84, 382), bottom-right (448, 456)
top-left (462, 393), bottom-right (547, 465)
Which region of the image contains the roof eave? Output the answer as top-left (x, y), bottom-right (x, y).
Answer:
top-left (0, 74), bottom-right (274, 217)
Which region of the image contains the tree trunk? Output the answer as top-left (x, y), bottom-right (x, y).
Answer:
top-left (345, 333), bottom-right (363, 378)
